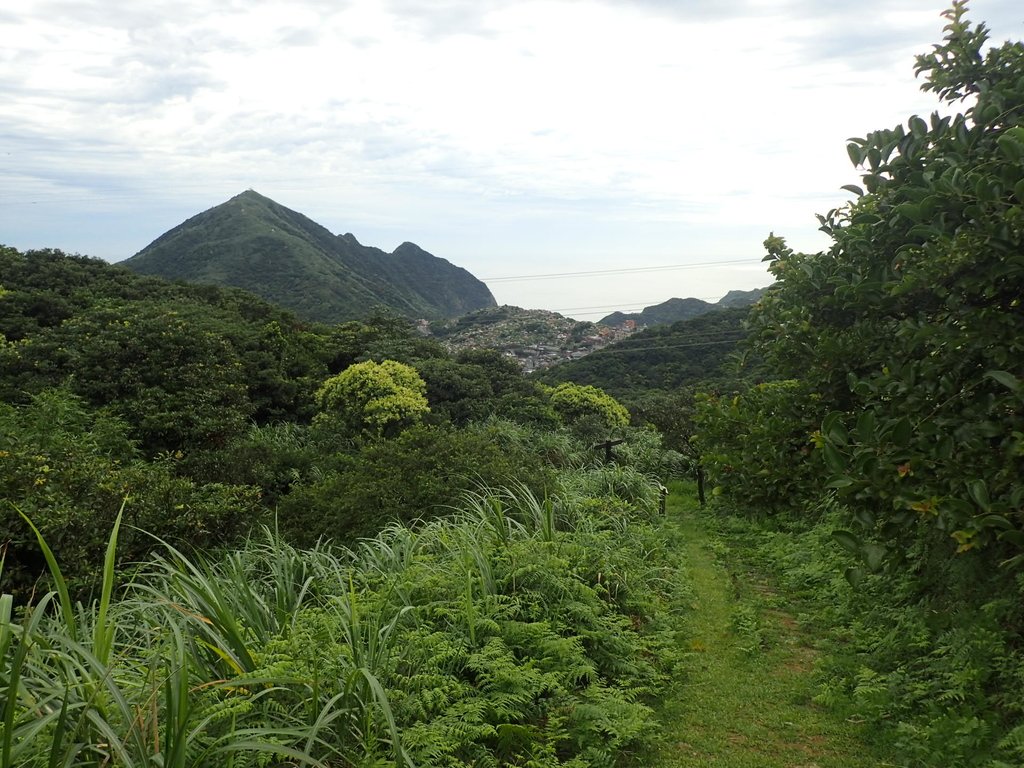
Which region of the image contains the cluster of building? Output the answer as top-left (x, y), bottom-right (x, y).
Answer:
top-left (506, 321), bottom-right (638, 373)
top-left (420, 308), bottom-right (639, 372)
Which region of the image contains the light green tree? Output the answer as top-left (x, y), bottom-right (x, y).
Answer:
top-left (549, 382), bottom-right (630, 431)
top-left (315, 359), bottom-right (429, 437)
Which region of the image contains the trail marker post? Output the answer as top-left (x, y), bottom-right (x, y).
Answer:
top-left (592, 438), bottom-right (625, 464)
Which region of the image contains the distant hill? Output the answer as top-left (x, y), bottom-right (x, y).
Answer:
top-left (716, 287), bottom-right (768, 307)
top-left (536, 307), bottom-right (750, 398)
top-left (599, 287), bottom-right (767, 327)
top-left (123, 190), bottom-right (496, 323)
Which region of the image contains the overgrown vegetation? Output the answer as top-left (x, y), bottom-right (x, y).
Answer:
top-left (3, 4), bottom-right (1022, 766)
top-left (3, 463), bottom-right (685, 767)
top-left (703, 498), bottom-right (1024, 766)
top-left (2, 238), bottom-right (692, 766)
top-left (692, 4), bottom-right (1024, 764)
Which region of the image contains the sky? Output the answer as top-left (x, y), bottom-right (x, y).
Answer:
top-left (2, 1), bottom-right (1021, 320)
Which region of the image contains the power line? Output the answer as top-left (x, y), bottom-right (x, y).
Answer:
top-left (546, 295), bottom-right (733, 313)
top-left (483, 258), bottom-right (763, 283)
top-left (555, 337), bottom-right (746, 356)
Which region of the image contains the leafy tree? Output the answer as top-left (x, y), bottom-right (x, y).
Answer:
top-left (415, 350), bottom-right (556, 427)
top-left (11, 299), bottom-right (253, 456)
top-left (314, 359), bottom-right (430, 437)
top-left (694, 381), bottom-right (821, 509)
top-left (739, 2), bottom-right (1024, 564)
top-left (548, 382), bottom-right (630, 433)
top-left (0, 247), bottom-right (332, 455)
top-left (415, 357), bottom-right (496, 425)
top-left (628, 387), bottom-right (704, 469)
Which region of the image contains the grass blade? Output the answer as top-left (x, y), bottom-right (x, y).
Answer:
top-left (15, 506), bottom-right (75, 641)
top-left (94, 500), bottom-right (126, 667)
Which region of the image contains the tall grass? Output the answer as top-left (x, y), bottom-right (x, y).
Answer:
top-left (3, 463), bottom-right (682, 767)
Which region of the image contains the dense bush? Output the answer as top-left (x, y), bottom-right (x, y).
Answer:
top-left (737, 4), bottom-right (1024, 563)
top-left (0, 389), bottom-right (261, 601)
top-left (549, 382), bottom-right (631, 436)
top-left (688, 9), bottom-right (1024, 762)
top-left (277, 423), bottom-right (553, 544)
top-left (694, 380), bottom-right (820, 509)
top-left (0, 248), bottom-right (331, 449)
top-left (314, 358), bottom-right (430, 438)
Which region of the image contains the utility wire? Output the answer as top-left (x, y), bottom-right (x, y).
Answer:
top-left (483, 258), bottom-right (762, 282)
top-left (546, 294), bottom-right (739, 313)
top-left (549, 337), bottom-right (746, 355)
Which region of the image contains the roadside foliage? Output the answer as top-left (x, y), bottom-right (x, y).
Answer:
top-left (694, 4), bottom-right (1024, 763)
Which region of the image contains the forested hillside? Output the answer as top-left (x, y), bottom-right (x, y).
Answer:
top-left (536, 306), bottom-right (749, 399)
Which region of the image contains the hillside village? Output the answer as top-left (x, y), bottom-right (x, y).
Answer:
top-left (423, 306), bottom-right (639, 371)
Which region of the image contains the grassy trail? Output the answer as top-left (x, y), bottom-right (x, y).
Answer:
top-left (648, 485), bottom-right (888, 768)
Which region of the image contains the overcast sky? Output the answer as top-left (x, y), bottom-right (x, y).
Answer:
top-left (2, 1), bottom-right (1021, 319)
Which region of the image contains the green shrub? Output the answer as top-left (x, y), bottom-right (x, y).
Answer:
top-left (0, 389), bottom-right (261, 601)
top-left (707, 496), bottom-right (1024, 766)
top-left (314, 359), bottom-right (430, 438)
top-left (694, 380), bottom-right (820, 509)
top-left (278, 423), bottom-right (552, 544)
top-left (549, 382), bottom-right (630, 433)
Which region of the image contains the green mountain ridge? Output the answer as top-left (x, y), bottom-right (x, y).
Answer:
top-left (599, 287), bottom-right (767, 327)
top-left (122, 190), bottom-right (497, 323)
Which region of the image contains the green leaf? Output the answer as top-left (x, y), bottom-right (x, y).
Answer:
top-left (822, 411), bottom-right (848, 446)
top-left (997, 132), bottom-right (1023, 162)
top-left (998, 530), bottom-right (1024, 547)
top-left (822, 443), bottom-right (846, 473)
top-left (967, 479), bottom-right (991, 512)
top-left (895, 202), bottom-right (923, 222)
top-left (832, 530), bottom-right (861, 555)
top-left (985, 370), bottom-right (1020, 393)
top-left (856, 410), bottom-right (877, 442)
top-left (853, 508), bottom-right (876, 528)
top-left (16, 506), bottom-right (76, 642)
top-left (94, 502), bottom-right (126, 668)
top-left (841, 184), bottom-right (864, 196)
top-left (862, 543), bottom-right (887, 572)
top-left (891, 417), bottom-right (913, 448)
top-left (826, 476), bottom-right (855, 489)
top-left (844, 566), bottom-right (865, 587)
top-left (978, 514), bottom-right (1013, 530)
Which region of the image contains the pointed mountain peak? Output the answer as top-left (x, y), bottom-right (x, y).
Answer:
top-left (122, 193), bottom-right (496, 323)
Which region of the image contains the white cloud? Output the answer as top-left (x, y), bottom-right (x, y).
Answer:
top-left (1, 0), bottom-right (1021, 317)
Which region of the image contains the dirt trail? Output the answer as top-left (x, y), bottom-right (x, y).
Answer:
top-left (649, 489), bottom-right (889, 768)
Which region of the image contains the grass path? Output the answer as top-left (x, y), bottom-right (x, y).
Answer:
top-left (647, 484), bottom-right (889, 768)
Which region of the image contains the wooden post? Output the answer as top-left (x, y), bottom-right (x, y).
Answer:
top-left (696, 464), bottom-right (706, 507)
top-left (592, 438), bottom-right (625, 464)
top-left (659, 484), bottom-right (668, 515)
